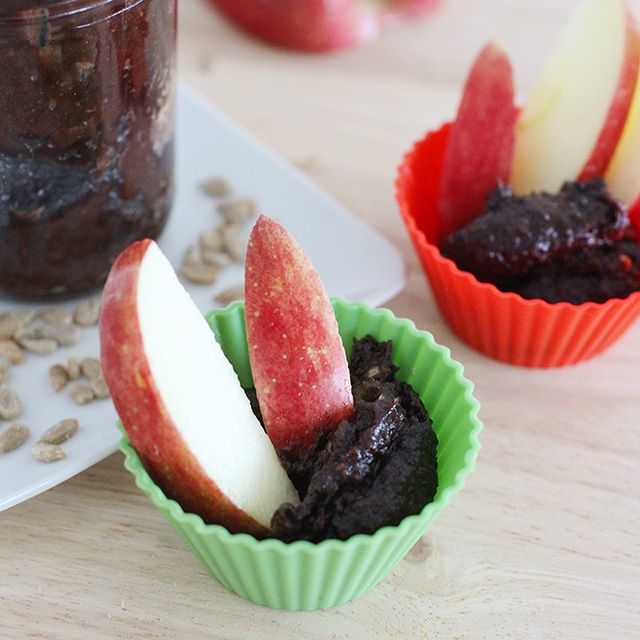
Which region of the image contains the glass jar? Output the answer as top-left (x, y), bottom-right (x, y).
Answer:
top-left (0, 0), bottom-right (176, 299)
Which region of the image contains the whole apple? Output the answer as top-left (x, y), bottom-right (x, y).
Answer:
top-left (210, 0), bottom-right (442, 52)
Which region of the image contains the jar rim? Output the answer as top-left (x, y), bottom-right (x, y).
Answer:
top-left (0, 0), bottom-right (146, 23)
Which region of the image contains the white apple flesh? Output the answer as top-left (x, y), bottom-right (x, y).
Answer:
top-left (511, 0), bottom-right (640, 195)
top-left (100, 239), bottom-right (299, 537)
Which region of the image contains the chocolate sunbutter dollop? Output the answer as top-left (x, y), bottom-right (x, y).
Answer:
top-left (439, 177), bottom-right (640, 304)
top-left (270, 335), bottom-right (439, 543)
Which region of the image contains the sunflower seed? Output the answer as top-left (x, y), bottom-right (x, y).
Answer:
top-left (0, 339), bottom-right (24, 364)
top-left (66, 357), bottom-right (81, 380)
top-left (214, 284), bottom-right (245, 304)
top-left (13, 322), bottom-right (37, 341)
top-left (182, 243), bottom-right (203, 266)
top-left (49, 363), bottom-right (69, 392)
top-left (217, 198), bottom-right (256, 224)
top-left (38, 321), bottom-right (83, 347)
top-left (179, 261), bottom-right (220, 284)
top-left (201, 247), bottom-right (231, 269)
top-left (16, 336), bottom-right (58, 355)
top-left (200, 177), bottom-right (231, 198)
top-left (38, 418), bottom-right (78, 445)
top-left (37, 307), bottom-right (73, 325)
top-left (0, 385), bottom-right (21, 419)
top-left (0, 423), bottom-right (29, 453)
top-left (0, 313), bottom-right (25, 339)
top-left (221, 224), bottom-right (247, 262)
top-left (73, 297), bottom-right (101, 326)
top-left (80, 356), bottom-right (102, 381)
top-left (199, 227), bottom-right (224, 252)
top-left (88, 375), bottom-right (110, 399)
top-left (68, 382), bottom-right (95, 405)
top-left (31, 441), bottom-right (65, 462)
top-left (0, 355), bottom-right (11, 384)
top-left (0, 310), bottom-right (36, 340)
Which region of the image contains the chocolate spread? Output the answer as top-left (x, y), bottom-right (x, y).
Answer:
top-left (0, 0), bottom-right (176, 298)
top-left (439, 178), bottom-right (640, 304)
top-left (269, 335), bottom-right (439, 543)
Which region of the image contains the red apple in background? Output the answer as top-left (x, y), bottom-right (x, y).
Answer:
top-left (209, 0), bottom-right (442, 52)
top-left (437, 41), bottom-right (517, 239)
top-left (100, 239), bottom-right (299, 537)
top-left (511, 0), bottom-right (640, 196)
top-left (244, 215), bottom-right (354, 458)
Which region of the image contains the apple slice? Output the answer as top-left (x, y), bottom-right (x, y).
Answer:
top-left (209, 0), bottom-right (441, 52)
top-left (244, 215), bottom-right (354, 457)
top-left (511, 0), bottom-right (640, 195)
top-left (438, 42), bottom-right (517, 238)
top-left (100, 239), bottom-right (299, 537)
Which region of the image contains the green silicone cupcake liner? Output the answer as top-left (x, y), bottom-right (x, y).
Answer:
top-left (119, 298), bottom-right (482, 610)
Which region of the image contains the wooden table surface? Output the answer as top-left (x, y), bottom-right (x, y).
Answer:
top-left (3, 0), bottom-right (639, 638)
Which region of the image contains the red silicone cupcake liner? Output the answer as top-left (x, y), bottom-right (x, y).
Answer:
top-left (396, 122), bottom-right (640, 367)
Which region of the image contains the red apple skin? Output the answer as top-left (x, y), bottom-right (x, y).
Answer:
top-left (209, 0), bottom-right (442, 52)
top-left (629, 199), bottom-right (640, 227)
top-left (437, 42), bottom-right (517, 239)
top-left (100, 239), bottom-right (272, 538)
top-left (244, 215), bottom-right (354, 456)
top-left (579, 1), bottom-right (640, 180)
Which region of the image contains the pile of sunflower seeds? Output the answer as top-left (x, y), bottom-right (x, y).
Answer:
top-left (0, 414), bottom-right (82, 463)
top-left (48, 355), bottom-right (109, 405)
top-left (0, 296), bottom-right (105, 462)
top-left (0, 416), bottom-right (80, 462)
top-left (178, 177), bottom-right (256, 304)
top-left (0, 297), bottom-right (100, 360)
top-left (30, 418), bottom-right (79, 462)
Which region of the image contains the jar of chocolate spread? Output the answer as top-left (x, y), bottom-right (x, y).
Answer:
top-left (0, 0), bottom-right (176, 298)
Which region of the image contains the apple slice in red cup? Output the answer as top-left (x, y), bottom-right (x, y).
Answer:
top-left (511, 0), bottom-right (640, 195)
top-left (437, 41), bottom-right (517, 239)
